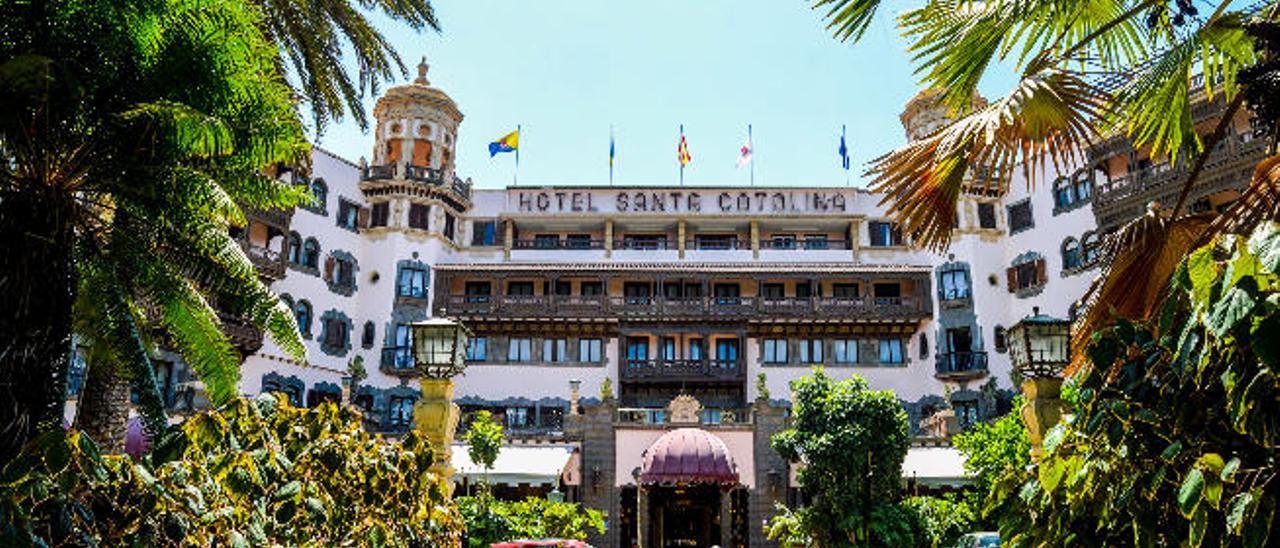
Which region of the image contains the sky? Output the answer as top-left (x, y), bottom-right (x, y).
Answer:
top-left (316, 1), bottom-right (1018, 189)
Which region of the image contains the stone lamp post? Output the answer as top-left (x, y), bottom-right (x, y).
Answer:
top-left (410, 317), bottom-right (472, 493)
top-left (1007, 307), bottom-right (1071, 462)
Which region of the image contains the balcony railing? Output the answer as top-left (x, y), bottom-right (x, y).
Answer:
top-left (440, 294), bottom-right (930, 321)
top-left (760, 239), bottom-right (851, 250)
top-left (935, 351), bottom-right (989, 378)
top-left (687, 238), bottom-right (748, 251)
top-left (621, 358), bottom-right (745, 383)
top-left (239, 240), bottom-right (286, 280)
top-left (513, 238), bottom-right (606, 250)
top-left (360, 162), bottom-right (474, 201)
top-left (380, 346), bottom-right (416, 374)
top-left (616, 407), bottom-right (753, 426)
top-left (217, 311), bottom-right (263, 353)
top-left (361, 163), bottom-right (397, 180)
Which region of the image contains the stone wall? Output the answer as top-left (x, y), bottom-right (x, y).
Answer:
top-left (749, 399), bottom-right (788, 547)
top-left (568, 398), bottom-right (619, 548)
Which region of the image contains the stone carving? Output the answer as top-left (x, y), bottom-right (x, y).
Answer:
top-left (667, 394), bottom-right (703, 424)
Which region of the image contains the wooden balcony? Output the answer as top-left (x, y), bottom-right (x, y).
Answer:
top-left (935, 351), bottom-right (989, 381)
top-left (240, 240), bottom-right (286, 280)
top-left (218, 310), bottom-right (263, 354)
top-left (620, 358), bottom-right (745, 384)
top-left (439, 294), bottom-right (931, 323)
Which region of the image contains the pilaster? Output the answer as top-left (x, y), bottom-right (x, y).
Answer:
top-left (605, 219), bottom-right (615, 258)
top-left (750, 219), bottom-right (760, 260)
top-left (677, 220), bottom-right (687, 259)
top-left (503, 219), bottom-right (514, 260)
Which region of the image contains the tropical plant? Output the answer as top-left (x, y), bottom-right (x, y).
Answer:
top-left (903, 495), bottom-right (977, 548)
top-left (465, 409), bottom-right (504, 487)
top-left (952, 398), bottom-right (1031, 500)
top-left (0, 0), bottom-right (313, 461)
top-left (768, 369), bottom-right (914, 546)
top-left (984, 222), bottom-right (1280, 546)
top-left (456, 495), bottom-right (605, 548)
top-left (0, 393), bottom-right (463, 546)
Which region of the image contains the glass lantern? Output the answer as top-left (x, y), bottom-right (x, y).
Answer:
top-left (410, 317), bottom-right (472, 379)
top-left (1007, 306), bottom-right (1071, 379)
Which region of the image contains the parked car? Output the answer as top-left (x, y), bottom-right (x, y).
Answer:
top-left (491, 541), bottom-right (594, 548)
top-left (954, 532), bottom-right (1000, 547)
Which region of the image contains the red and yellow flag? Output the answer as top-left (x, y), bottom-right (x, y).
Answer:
top-left (677, 129), bottom-right (691, 167)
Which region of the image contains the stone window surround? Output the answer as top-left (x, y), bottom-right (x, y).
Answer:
top-left (326, 249), bottom-right (359, 296)
top-left (1006, 198), bottom-right (1035, 235)
top-left (317, 309), bottom-right (353, 357)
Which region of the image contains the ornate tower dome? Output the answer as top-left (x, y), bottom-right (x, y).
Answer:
top-left (899, 89), bottom-right (988, 142)
top-left (370, 57), bottom-right (464, 173)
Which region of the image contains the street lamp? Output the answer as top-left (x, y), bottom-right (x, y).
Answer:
top-left (1007, 306), bottom-right (1071, 379)
top-left (409, 317), bottom-right (472, 496)
top-left (1008, 307), bottom-right (1071, 462)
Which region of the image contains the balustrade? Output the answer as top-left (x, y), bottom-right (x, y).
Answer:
top-left (441, 293), bottom-right (929, 320)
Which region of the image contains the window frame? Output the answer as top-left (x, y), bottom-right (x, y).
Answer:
top-left (762, 338), bottom-right (789, 364)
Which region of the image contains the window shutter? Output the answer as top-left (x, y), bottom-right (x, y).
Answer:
top-left (357, 206), bottom-right (370, 229)
top-left (1035, 258), bottom-right (1048, 285)
top-left (323, 256), bottom-right (335, 281)
top-left (1006, 267), bottom-right (1017, 293)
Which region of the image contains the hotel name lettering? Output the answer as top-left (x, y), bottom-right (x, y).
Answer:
top-left (516, 190), bottom-right (848, 214)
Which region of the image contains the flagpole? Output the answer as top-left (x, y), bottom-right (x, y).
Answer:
top-left (749, 124), bottom-right (755, 187)
top-left (514, 124), bottom-right (521, 186)
top-left (679, 124), bottom-right (684, 187)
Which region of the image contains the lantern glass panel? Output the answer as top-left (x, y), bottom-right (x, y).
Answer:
top-left (1029, 324), bottom-right (1069, 364)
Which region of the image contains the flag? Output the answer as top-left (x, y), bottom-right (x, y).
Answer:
top-left (488, 129), bottom-right (519, 157)
top-left (609, 129), bottom-right (616, 170)
top-left (737, 125), bottom-right (753, 168)
top-left (677, 127), bottom-right (691, 167)
top-left (839, 125), bottom-right (850, 170)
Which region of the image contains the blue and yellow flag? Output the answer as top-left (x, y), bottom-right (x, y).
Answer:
top-left (488, 130), bottom-right (519, 157)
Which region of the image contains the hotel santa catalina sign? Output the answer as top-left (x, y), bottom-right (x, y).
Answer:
top-left (513, 188), bottom-right (853, 215)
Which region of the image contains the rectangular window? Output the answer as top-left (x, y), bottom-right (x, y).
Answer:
top-left (799, 339), bottom-right (823, 364)
top-left (543, 338), bottom-right (568, 363)
top-left (471, 220), bottom-right (498, 246)
top-left (394, 324), bottom-right (412, 368)
top-left (397, 266), bottom-right (428, 298)
top-left (878, 339), bottom-right (905, 364)
top-left (713, 283), bottom-right (741, 304)
top-left (869, 221), bottom-right (903, 247)
top-left (1013, 260), bottom-right (1041, 290)
top-left (626, 337), bottom-right (649, 361)
top-left (939, 269), bottom-right (971, 300)
top-left (695, 234), bottom-right (736, 250)
top-left (325, 319), bottom-right (346, 349)
top-left (371, 202), bottom-right (390, 227)
top-left (505, 408), bottom-right (530, 428)
top-left (507, 281), bottom-right (535, 295)
top-left (715, 339), bottom-right (740, 362)
top-left (689, 338), bottom-right (704, 361)
top-left (1007, 200), bottom-right (1034, 234)
top-left (408, 203), bottom-right (430, 230)
top-left (389, 397), bottom-right (414, 427)
top-left (623, 234), bottom-right (666, 250)
top-left (444, 214), bottom-right (456, 239)
top-left (873, 283), bottom-right (902, 305)
top-left (762, 283), bottom-right (785, 300)
top-left (580, 281), bottom-right (603, 296)
top-left (554, 281), bottom-right (572, 296)
top-left (662, 337), bottom-right (677, 361)
top-left (803, 234), bottom-right (829, 250)
top-left (833, 283), bottom-right (858, 298)
top-left (977, 203), bottom-right (997, 229)
top-left (336, 259), bottom-right (355, 288)
top-left (464, 281), bottom-right (492, 302)
top-left (566, 234), bottom-right (593, 249)
top-left (771, 234), bottom-right (796, 249)
top-left (763, 338), bottom-right (789, 364)
top-left (579, 338), bottom-right (602, 362)
top-left (507, 338), bottom-right (533, 362)
top-left (466, 337), bottom-right (488, 361)
top-left (834, 339), bottom-right (859, 364)
top-left (534, 234), bottom-right (560, 249)
top-left (337, 199), bottom-right (359, 230)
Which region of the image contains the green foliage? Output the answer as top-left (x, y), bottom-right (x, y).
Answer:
top-left (903, 495), bottom-right (977, 548)
top-left (768, 369), bottom-right (913, 546)
top-left (347, 355), bottom-right (367, 385)
top-left (757, 372), bottom-right (771, 401)
top-left (457, 496), bottom-right (605, 547)
top-left (0, 394), bottom-right (463, 546)
top-left (990, 222), bottom-right (1280, 546)
top-left (599, 377), bottom-right (614, 401)
top-left (953, 400), bottom-right (1031, 498)
top-left (466, 410), bottom-right (505, 472)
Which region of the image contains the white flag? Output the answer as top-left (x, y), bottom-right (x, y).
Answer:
top-left (736, 134), bottom-right (753, 168)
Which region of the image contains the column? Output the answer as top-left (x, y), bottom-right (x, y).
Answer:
top-left (720, 487), bottom-right (734, 547)
top-left (503, 219), bottom-right (514, 260)
top-left (849, 217), bottom-right (862, 263)
top-left (750, 219), bottom-right (760, 260)
top-left (605, 219), bottom-right (614, 258)
top-left (637, 485), bottom-right (648, 548)
top-left (677, 220), bottom-right (687, 259)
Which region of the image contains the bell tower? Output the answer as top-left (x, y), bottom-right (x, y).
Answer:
top-left (370, 57), bottom-right (463, 174)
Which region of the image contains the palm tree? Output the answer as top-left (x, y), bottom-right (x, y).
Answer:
top-left (0, 0), bottom-right (310, 458)
top-left (813, 0), bottom-right (1279, 355)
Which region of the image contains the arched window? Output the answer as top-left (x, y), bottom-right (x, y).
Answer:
top-left (287, 232), bottom-right (302, 264)
top-left (1053, 176), bottom-right (1075, 209)
top-left (1082, 231), bottom-right (1101, 265)
top-left (1062, 237), bottom-right (1082, 270)
top-left (993, 325), bottom-right (1007, 353)
top-left (361, 321), bottom-right (376, 349)
top-left (1073, 169), bottom-right (1093, 202)
top-left (310, 179), bottom-right (328, 211)
top-left (279, 293), bottom-right (294, 311)
top-left (303, 238), bottom-right (320, 269)
top-left (293, 300), bottom-right (312, 335)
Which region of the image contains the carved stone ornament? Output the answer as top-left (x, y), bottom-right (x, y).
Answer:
top-left (666, 394), bottom-right (703, 424)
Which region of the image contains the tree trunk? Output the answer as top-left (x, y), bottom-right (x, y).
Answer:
top-left (74, 358), bottom-right (131, 454)
top-left (0, 190), bottom-right (76, 462)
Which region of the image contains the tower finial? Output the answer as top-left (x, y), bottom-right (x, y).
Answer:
top-left (414, 56), bottom-right (430, 85)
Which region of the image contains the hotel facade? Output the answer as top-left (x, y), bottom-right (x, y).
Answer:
top-left (122, 59), bottom-right (1263, 547)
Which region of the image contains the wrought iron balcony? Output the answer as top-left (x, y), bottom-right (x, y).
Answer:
top-left (760, 239), bottom-right (851, 250)
top-left (615, 406), bottom-right (753, 426)
top-left (439, 294), bottom-right (930, 322)
top-left (361, 163), bottom-right (396, 180)
top-left (935, 351), bottom-right (989, 379)
top-left (361, 162), bottom-right (472, 202)
top-left (620, 358), bottom-right (745, 383)
top-left (380, 346), bottom-right (416, 375)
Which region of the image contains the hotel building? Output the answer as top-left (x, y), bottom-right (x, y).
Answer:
top-left (81, 58), bottom-right (1263, 547)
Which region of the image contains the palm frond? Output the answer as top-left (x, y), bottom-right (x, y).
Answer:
top-left (868, 67), bottom-right (1106, 250)
top-left (1201, 154), bottom-right (1280, 239)
top-left (813, 0), bottom-right (882, 43)
top-left (1069, 206), bottom-right (1214, 374)
top-left (117, 101), bottom-right (234, 160)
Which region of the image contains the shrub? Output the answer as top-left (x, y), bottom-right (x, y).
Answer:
top-left (0, 394), bottom-right (463, 546)
top-left (457, 495), bottom-right (605, 547)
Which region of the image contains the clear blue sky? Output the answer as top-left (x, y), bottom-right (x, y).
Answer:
top-left (316, 1), bottom-right (1017, 189)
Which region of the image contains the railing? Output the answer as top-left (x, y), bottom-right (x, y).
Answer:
top-left (360, 162), bottom-right (473, 201)
top-left (616, 407), bottom-right (753, 426)
top-left (618, 239), bottom-right (672, 250)
top-left (441, 294), bottom-right (930, 320)
top-left (361, 163), bottom-right (396, 180)
top-left (760, 239), bottom-right (851, 250)
top-left (380, 346), bottom-right (416, 373)
top-left (935, 351), bottom-right (989, 377)
top-left (938, 289), bottom-right (973, 302)
top-left (217, 311), bottom-right (263, 352)
top-left (239, 240), bottom-right (286, 280)
top-left (686, 238), bottom-right (748, 251)
top-left (621, 358), bottom-right (745, 382)
top-left (513, 238), bottom-right (606, 250)
top-left (405, 164), bottom-right (444, 184)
